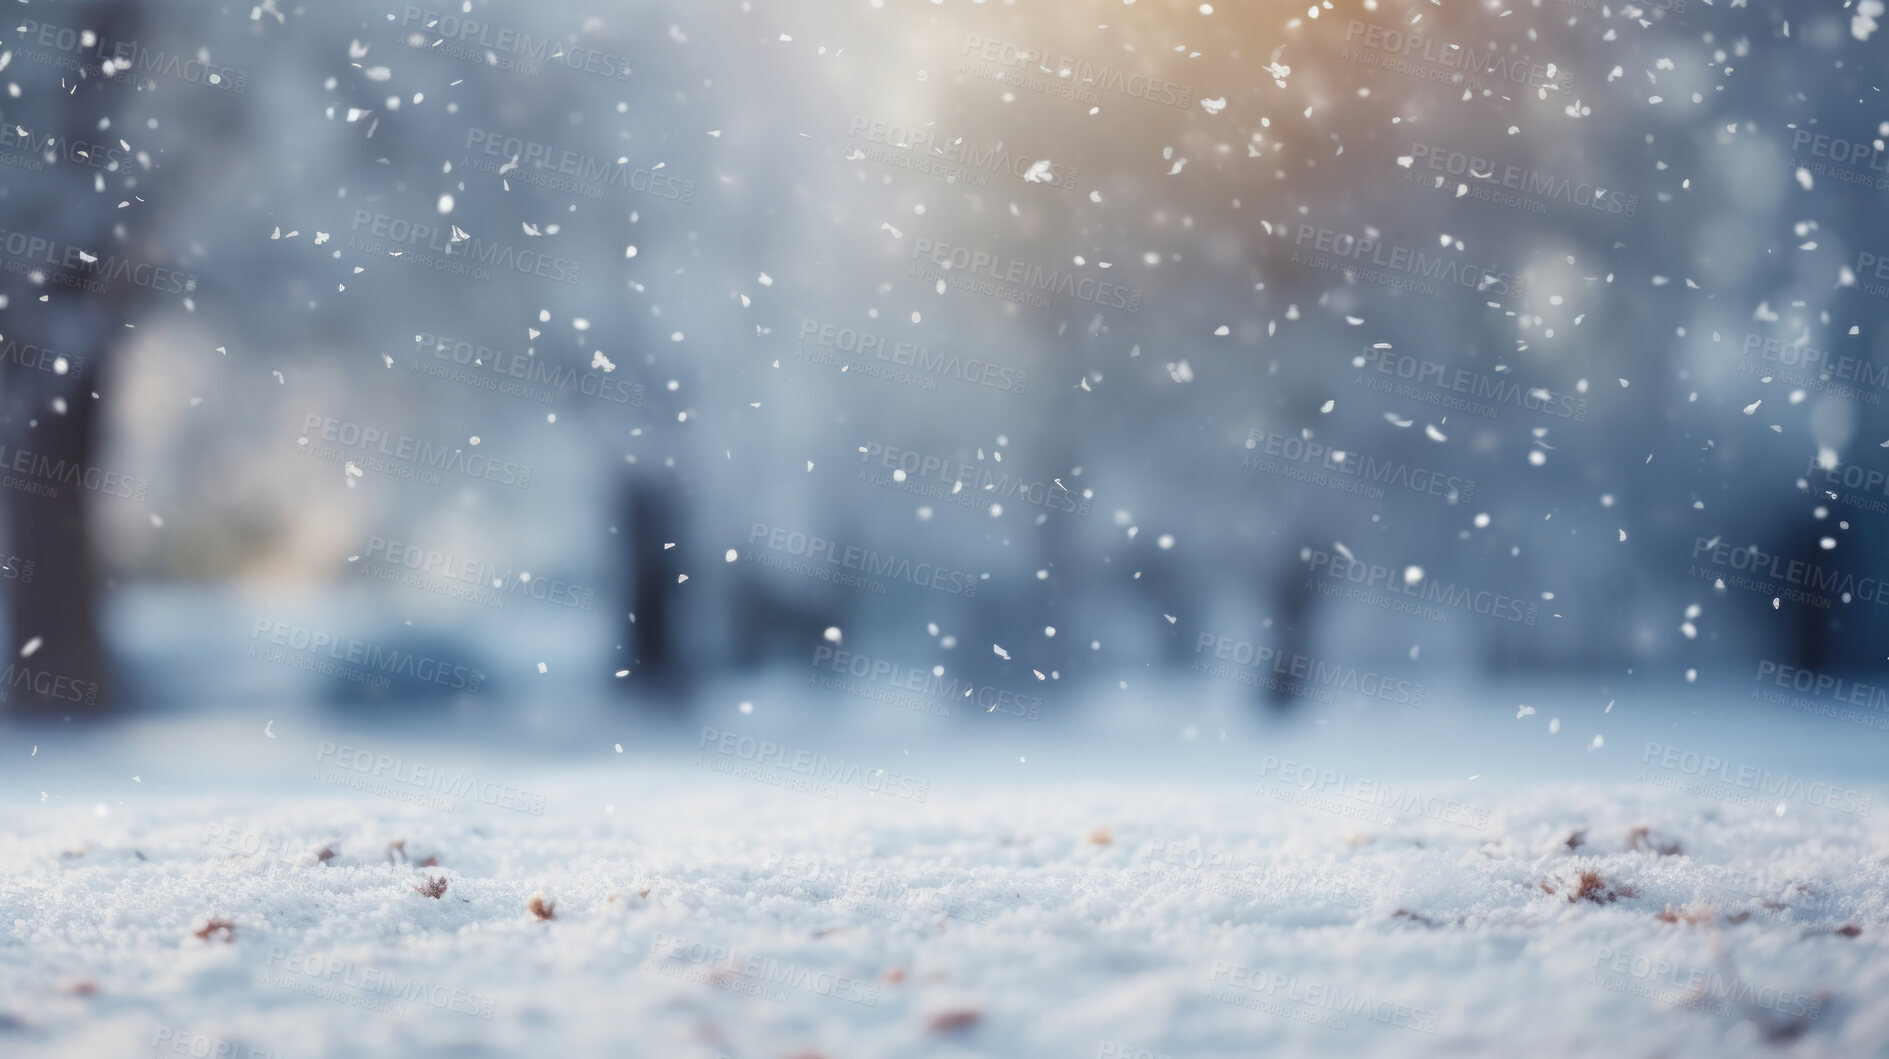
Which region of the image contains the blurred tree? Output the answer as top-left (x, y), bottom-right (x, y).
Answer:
top-left (0, 0), bottom-right (145, 717)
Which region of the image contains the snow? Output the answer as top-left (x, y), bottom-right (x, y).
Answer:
top-left (3, 760), bottom-right (1884, 1058)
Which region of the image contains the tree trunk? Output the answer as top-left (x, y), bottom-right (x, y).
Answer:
top-left (0, 0), bottom-right (143, 717)
top-left (1, 355), bottom-right (107, 715)
top-left (617, 474), bottom-right (689, 707)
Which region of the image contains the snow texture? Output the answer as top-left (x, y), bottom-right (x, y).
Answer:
top-left (3, 774), bottom-right (1886, 1058)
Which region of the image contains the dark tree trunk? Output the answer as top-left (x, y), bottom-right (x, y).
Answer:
top-left (1, 357), bottom-right (107, 715)
top-left (0, 0), bottom-right (144, 717)
top-left (617, 474), bottom-right (689, 706)
top-left (1265, 565), bottom-right (1315, 711)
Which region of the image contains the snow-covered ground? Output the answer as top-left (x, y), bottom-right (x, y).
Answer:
top-left (3, 686), bottom-right (1886, 1059)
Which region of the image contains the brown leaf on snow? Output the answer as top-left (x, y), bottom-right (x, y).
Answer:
top-left (193, 917), bottom-right (236, 942)
top-left (527, 895), bottom-right (557, 921)
top-left (1542, 871), bottom-right (1636, 905)
top-left (414, 875), bottom-right (449, 899)
top-left (1571, 870), bottom-right (1637, 904)
top-left (927, 1009), bottom-right (982, 1035)
top-left (1626, 826), bottom-right (1683, 857)
top-left (1087, 826), bottom-right (1113, 845)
